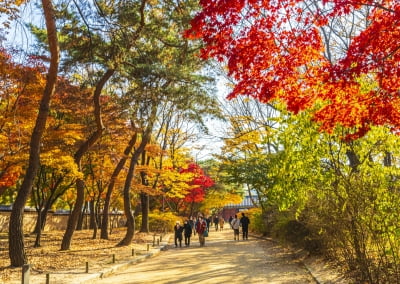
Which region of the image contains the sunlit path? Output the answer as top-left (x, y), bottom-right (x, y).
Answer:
top-left (88, 229), bottom-right (316, 284)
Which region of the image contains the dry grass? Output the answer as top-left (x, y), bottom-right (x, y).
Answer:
top-left (0, 228), bottom-right (165, 283)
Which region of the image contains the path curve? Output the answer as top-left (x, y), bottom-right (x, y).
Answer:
top-left (88, 228), bottom-right (316, 284)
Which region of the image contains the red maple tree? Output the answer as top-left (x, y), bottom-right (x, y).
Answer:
top-left (185, 1), bottom-right (400, 139)
top-left (180, 162), bottom-right (214, 203)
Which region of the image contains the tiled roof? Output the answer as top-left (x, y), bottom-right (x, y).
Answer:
top-left (224, 195), bottom-right (258, 209)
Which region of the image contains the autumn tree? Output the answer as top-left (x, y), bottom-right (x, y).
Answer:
top-left (31, 160), bottom-right (78, 247)
top-left (199, 159), bottom-right (242, 215)
top-left (31, 0), bottom-right (148, 250)
top-left (186, 0), bottom-right (400, 139)
top-left (115, 0), bottom-right (222, 235)
top-left (117, 102), bottom-right (158, 246)
top-left (99, 129), bottom-right (137, 239)
top-left (29, 77), bottom-right (91, 246)
top-left (214, 94), bottom-right (283, 228)
top-left (180, 162), bottom-right (214, 215)
top-left (0, 48), bottom-right (42, 197)
top-left (7, 0), bottom-right (59, 267)
top-left (159, 160), bottom-right (214, 215)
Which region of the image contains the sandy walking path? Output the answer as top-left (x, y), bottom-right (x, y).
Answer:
top-left (88, 228), bottom-right (316, 284)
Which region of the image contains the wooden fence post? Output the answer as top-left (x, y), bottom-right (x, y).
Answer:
top-left (21, 264), bottom-right (30, 284)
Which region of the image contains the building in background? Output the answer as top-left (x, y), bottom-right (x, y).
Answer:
top-left (221, 191), bottom-right (258, 221)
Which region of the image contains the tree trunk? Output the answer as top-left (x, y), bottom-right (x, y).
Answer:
top-left (33, 175), bottom-right (70, 234)
top-left (61, 178), bottom-right (85, 249)
top-left (35, 198), bottom-right (51, 233)
top-left (33, 205), bottom-right (51, 247)
top-left (61, 69), bottom-right (114, 250)
top-left (76, 200), bottom-right (86, 230)
top-left (140, 192), bottom-right (149, 232)
top-left (34, 209), bottom-right (42, 248)
top-left (117, 154), bottom-right (139, 246)
top-left (140, 152), bottom-right (149, 233)
top-left (8, 0), bottom-right (59, 267)
top-left (100, 133), bottom-right (137, 239)
top-left (89, 200), bottom-right (96, 229)
top-left (118, 108), bottom-right (156, 245)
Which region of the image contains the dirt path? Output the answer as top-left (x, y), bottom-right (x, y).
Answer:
top-left (87, 229), bottom-right (317, 284)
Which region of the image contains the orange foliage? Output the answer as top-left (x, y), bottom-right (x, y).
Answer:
top-left (0, 48), bottom-right (46, 190)
top-left (186, 1), bottom-right (400, 139)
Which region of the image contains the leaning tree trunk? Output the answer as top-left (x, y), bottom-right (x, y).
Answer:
top-left (117, 142), bottom-right (150, 246)
top-left (33, 203), bottom-right (51, 247)
top-left (100, 132), bottom-right (137, 239)
top-left (33, 192), bottom-right (52, 234)
top-left (33, 176), bottom-right (70, 234)
top-left (76, 200), bottom-right (87, 230)
top-left (117, 154), bottom-right (138, 246)
top-left (118, 109), bottom-right (156, 246)
top-left (99, 0), bottom-right (148, 240)
top-left (8, 0), bottom-right (59, 267)
top-left (60, 69), bottom-right (114, 250)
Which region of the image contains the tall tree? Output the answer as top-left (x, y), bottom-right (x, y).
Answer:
top-left (8, 0), bottom-right (59, 267)
top-left (60, 68), bottom-right (113, 250)
top-left (117, 102), bottom-right (157, 246)
top-left (35, 0), bottom-right (147, 250)
top-left (100, 131), bottom-right (137, 239)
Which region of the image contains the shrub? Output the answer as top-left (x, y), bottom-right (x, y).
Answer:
top-left (246, 208), bottom-right (267, 234)
top-left (136, 211), bottom-right (182, 233)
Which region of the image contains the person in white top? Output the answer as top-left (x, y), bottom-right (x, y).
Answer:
top-left (231, 214), bottom-right (240, 241)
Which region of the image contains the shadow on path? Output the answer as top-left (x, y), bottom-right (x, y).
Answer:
top-left (88, 229), bottom-right (316, 284)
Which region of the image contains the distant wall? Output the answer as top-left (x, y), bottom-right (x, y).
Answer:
top-left (221, 208), bottom-right (238, 222)
top-left (0, 211), bottom-right (125, 233)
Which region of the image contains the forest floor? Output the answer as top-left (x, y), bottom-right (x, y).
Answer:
top-left (0, 228), bottom-right (349, 283)
top-left (0, 228), bottom-right (159, 283)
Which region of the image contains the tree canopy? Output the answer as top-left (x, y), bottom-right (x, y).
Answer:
top-left (185, 0), bottom-right (400, 139)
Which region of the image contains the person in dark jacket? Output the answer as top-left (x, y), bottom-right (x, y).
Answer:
top-left (240, 212), bottom-right (250, 240)
top-left (213, 216), bottom-right (219, 231)
top-left (206, 216), bottom-right (211, 232)
top-left (195, 216), bottom-right (207, 247)
top-left (228, 215), bottom-right (233, 228)
top-left (183, 220), bottom-right (192, 246)
top-left (174, 221), bottom-right (184, 247)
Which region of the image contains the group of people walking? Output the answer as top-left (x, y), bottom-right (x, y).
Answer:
top-left (173, 215), bottom-right (209, 247)
top-left (229, 213), bottom-right (250, 241)
top-left (173, 212), bottom-right (250, 248)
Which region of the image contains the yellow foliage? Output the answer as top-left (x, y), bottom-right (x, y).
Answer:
top-left (159, 167), bottom-right (194, 199)
top-left (144, 144), bottom-right (163, 158)
top-left (40, 150), bottom-right (83, 179)
top-left (202, 191), bottom-right (242, 210)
